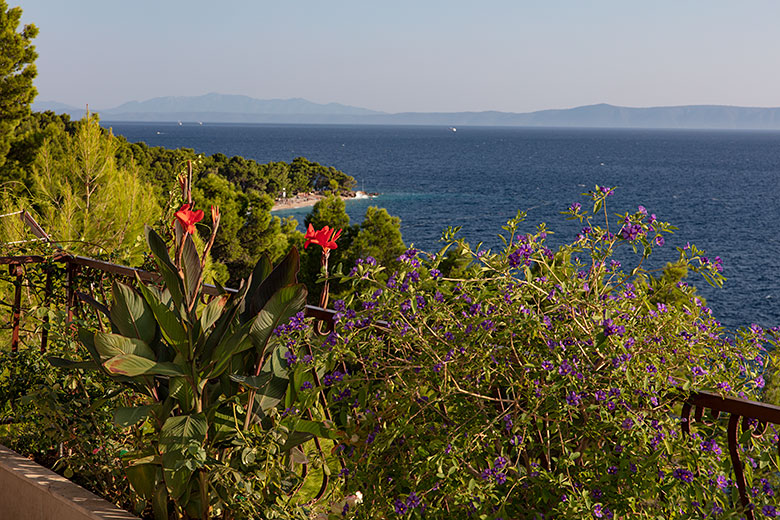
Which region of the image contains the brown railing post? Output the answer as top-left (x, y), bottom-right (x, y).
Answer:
top-left (680, 391), bottom-right (780, 520)
top-left (9, 263), bottom-right (23, 352)
top-left (66, 261), bottom-right (79, 331)
top-left (40, 267), bottom-right (53, 353)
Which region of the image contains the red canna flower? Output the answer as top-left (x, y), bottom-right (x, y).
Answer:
top-left (174, 203), bottom-right (204, 234)
top-left (304, 224), bottom-right (342, 251)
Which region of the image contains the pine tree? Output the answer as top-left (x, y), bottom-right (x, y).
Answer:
top-left (30, 116), bottom-right (160, 264)
top-left (0, 1), bottom-right (38, 170)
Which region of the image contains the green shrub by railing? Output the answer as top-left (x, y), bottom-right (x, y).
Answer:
top-left (283, 187), bottom-right (780, 519)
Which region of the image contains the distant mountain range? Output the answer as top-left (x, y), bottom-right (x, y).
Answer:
top-left (32, 94), bottom-right (780, 130)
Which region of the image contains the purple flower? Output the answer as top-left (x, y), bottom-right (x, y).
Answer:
top-left (672, 468), bottom-right (694, 483)
top-left (503, 414), bottom-right (513, 430)
top-left (430, 268), bottom-right (441, 279)
top-left (655, 235), bottom-right (665, 247)
top-left (619, 223), bottom-right (642, 241)
top-left (566, 391), bottom-right (581, 406)
top-left (691, 366), bottom-right (707, 378)
top-left (603, 319), bottom-right (625, 337)
top-left (700, 438), bottom-right (722, 455)
top-left (570, 202), bottom-right (582, 212)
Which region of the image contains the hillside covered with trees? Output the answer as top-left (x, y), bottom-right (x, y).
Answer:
top-left (1, 107), bottom-right (402, 292)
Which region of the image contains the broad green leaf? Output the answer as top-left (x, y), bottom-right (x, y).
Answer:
top-left (241, 255), bottom-right (272, 320)
top-left (145, 225), bottom-right (185, 310)
top-left (256, 347), bottom-right (290, 413)
top-left (280, 420), bottom-right (335, 451)
top-left (145, 225), bottom-right (176, 271)
top-left (94, 331), bottom-right (156, 360)
top-left (152, 482), bottom-right (169, 520)
top-left (169, 377), bottom-right (196, 414)
top-left (160, 413), bottom-right (207, 450)
top-left (162, 451), bottom-right (194, 501)
top-left (75, 291), bottom-right (110, 318)
top-left (114, 405), bottom-right (157, 427)
top-left (200, 294), bottom-right (228, 332)
top-left (280, 430), bottom-right (315, 452)
top-left (136, 280), bottom-right (188, 352)
top-left (125, 463), bottom-right (159, 501)
top-left (243, 248), bottom-right (300, 321)
top-left (180, 232), bottom-right (202, 304)
top-left (110, 282), bottom-right (156, 344)
top-left (210, 406), bottom-right (237, 443)
top-left (291, 418), bottom-right (335, 439)
top-left (249, 283), bottom-right (307, 357)
top-left (157, 261), bottom-right (185, 312)
top-left (103, 354), bottom-right (186, 377)
top-left (201, 281), bottom-right (252, 361)
top-left (205, 320), bottom-right (254, 379)
top-left (77, 328), bottom-right (102, 365)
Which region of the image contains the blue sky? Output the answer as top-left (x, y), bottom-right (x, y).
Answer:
top-left (15, 1), bottom-right (780, 113)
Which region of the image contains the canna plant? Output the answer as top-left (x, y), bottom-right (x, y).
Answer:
top-left (51, 203), bottom-right (335, 519)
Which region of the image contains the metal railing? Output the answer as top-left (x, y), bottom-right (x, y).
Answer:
top-left (0, 253), bottom-right (338, 352)
top-left (681, 391), bottom-right (780, 520)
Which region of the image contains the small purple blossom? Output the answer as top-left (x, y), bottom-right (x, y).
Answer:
top-left (672, 468), bottom-right (694, 483)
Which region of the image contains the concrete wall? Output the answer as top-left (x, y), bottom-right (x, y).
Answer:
top-left (0, 444), bottom-right (138, 520)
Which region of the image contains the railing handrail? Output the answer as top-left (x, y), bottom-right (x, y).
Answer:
top-left (1, 253), bottom-right (345, 351)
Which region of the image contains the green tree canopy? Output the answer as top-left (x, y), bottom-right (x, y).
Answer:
top-left (28, 116), bottom-right (161, 264)
top-left (348, 206), bottom-right (405, 267)
top-left (0, 0), bottom-right (38, 177)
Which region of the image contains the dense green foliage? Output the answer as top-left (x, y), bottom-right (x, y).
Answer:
top-left (3, 187), bottom-right (780, 520)
top-left (0, 107), bottom-right (377, 287)
top-left (29, 116), bottom-right (161, 263)
top-left (0, 0), bottom-right (38, 174)
top-left (283, 189), bottom-right (780, 519)
top-left (51, 219), bottom-right (335, 519)
top-left (301, 195), bottom-right (405, 298)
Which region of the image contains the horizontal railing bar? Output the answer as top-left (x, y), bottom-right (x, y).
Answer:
top-left (688, 390), bottom-right (780, 425)
top-left (0, 254), bottom-right (342, 326)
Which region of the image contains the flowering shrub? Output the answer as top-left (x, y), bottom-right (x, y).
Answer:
top-left (286, 187), bottom-right (780, 518)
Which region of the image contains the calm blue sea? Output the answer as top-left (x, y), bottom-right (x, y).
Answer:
top-left (104, 121), bottom-right (780, 330)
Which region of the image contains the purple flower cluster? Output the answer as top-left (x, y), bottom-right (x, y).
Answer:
top-left (619, 224), bottom-right (642, 241)
top-left (508, 243), bottom-right (534, 268)
top-left (398, 248), bottom-right (421, 267)
top-left (672, 468), bottom-right (694, 483)
top-left (592, 504), bottom-right (613, 518)
top-left (322, 370), bottom-right (345, 386)
top-left (274, 311), bottom-right (307, 336)
top-left (480, 456), bottom-right (509, 484)
top-left (393, 492), bottom-right (424, 515)
top-left (603, 319), bottom-right (625, 337)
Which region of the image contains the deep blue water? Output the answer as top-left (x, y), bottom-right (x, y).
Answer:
top-left (104, 121), bottom-right (780, 330)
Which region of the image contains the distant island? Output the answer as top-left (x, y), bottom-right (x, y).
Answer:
top-left (33, 93), bottom-right (780, 130)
